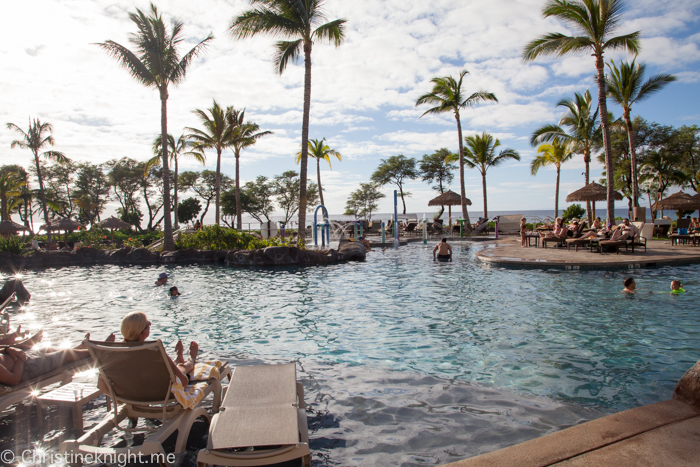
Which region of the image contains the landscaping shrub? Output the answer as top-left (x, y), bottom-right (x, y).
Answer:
top-left (174, 225), bottom-right (288, 250)
top-left (562, 204), bottom-right (586, 221)
top-left (0, 236), bottom-right (26, 255)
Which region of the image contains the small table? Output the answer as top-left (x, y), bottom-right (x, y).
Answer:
top-left (36, 382), bottom-right (102, 434)
top-left (526, 233), bottom-right (540, 247)
top-left (670, 235), bottom-right (691, 246)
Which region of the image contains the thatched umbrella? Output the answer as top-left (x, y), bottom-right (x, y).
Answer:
top-left (428, 190), bottom-right (472, 226)
top-left (0, 220), bottom-right (28, 237)
top-left (652, 192), bottom-right (700, 218)
top-left (97, 216), bottom-right (132, 242)
top-left (54, 218), bottom-right (83, 242)
top-left (566, 182), bottom-right (623, 220)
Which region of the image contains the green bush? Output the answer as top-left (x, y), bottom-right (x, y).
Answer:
top-left (562, 204), bottom-right (586, 221)
top-left (174, 225), bottom-right (289, 250)
top-left (0, 236), bottom-right (27, 255)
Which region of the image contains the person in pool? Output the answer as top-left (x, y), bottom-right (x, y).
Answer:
top-left (155, 272), bottom-right (168, 286)
top-left (169, 286), bottom-right (181, 297)
top-left (433, 238), bottom-right (452, 261)
top-left (671, 280), bottom-right (686, 294)
top-left (358, 236), bottom-right (372, 252)
top-left (622, 277), bottom-right (636, 294)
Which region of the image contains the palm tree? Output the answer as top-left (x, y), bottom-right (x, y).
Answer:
top-left (230, 0), bottom-right (346, 239)
top-left (7, 119), bottom-right (68, 243)
top-left (0, 169), bottom-right (25, 222)
top-left (227, 108), bottom-right (272, 230)
top-left (446, 133), bottom-right (520, 218)
top-left (531, 90), bottom-right (601, 222)
top-left (416, 70), bottom-right (498, 230)
top-left (147, 133), bottom-right (206, 229)
top-left (523, 0), bottom-right (640, 224)
top-left (531, 140), bottom-right (574, 217)
top-left (295, 138), bottom-right (341, 208)
top-left (186, 101), bottom-right (233, 226)
top-left (606, 58), bottom-right (677, 208)
top-left (99, 3), bottom-right (213, 250)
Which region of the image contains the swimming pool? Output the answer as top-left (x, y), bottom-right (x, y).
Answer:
top-left (5, 242), bottom-right (700, 465)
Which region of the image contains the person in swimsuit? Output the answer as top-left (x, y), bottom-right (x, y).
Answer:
top-left (155, 272), bottom-right (168, 286)
top-left (358, 236), bottom-right (372, 252)
top-left (670, 280), bottom-right (686, 294)
top-left (433, 238), bottom-right (452, 261)
top-left (622, 278), bottom-right (636, 293)
top-left (520, 218), bottom-right (527, 247)
top-left (169, 286), bottom-right (181, 297)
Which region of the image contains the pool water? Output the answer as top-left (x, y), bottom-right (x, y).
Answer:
top-left (3, 242), bottom-right (699, 465)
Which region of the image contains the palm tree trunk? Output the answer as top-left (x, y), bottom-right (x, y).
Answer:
top-left (235, 150), bottom-right (242, 230)
top-left (554, 166), bottom-right (562, 218)
top-left (215, 147), bottom-right (222, 226)
top-left (584, 149), bottom-right (592, 224)
top-left (454, 110), bottom-right (472, 231)
top-left (173, 156), bottom-right (179, 230)
top-left (623, 109), bottom-right (639, 207)
top-left (596, 52), bottom-right (615, 225)
top-left (481, 171), bottom-right (488, 219)
top-left (159, 90), bottom-right (175, 251)
top-left (34, 152), bottom-right (52, 244)
top-left (298, 40), bottom-right (312, 241)
top-left (317, 158), bottom-right (324, 206)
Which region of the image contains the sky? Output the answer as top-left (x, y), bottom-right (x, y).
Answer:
top-left (1, 0), bottom-right (699, 224)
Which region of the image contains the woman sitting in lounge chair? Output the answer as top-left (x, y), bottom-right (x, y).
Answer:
top-left (120, 311), bottom-right (198, 385)
top-left (0, 331), bottom-right (113, 386)
top-left (591, 217), bottom-right (602, 230)
top-left (540, 218), bottom-right (567, 240)
top-left (690, 218), bottom-right (699, 233)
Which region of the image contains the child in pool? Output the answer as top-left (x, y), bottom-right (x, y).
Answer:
top-left (169, 286), bottom-right (181, 297)
top-left (670, 280), bottom-right (686, 294)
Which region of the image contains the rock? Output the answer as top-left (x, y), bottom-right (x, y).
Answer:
top-left (161, 248), bottom-right (215, 263)
top-left (125, 247), bottom-right (159, 264)
top-left (226, 246), bottom-right (339, 266)
top-left (108, 247), bottom-right (133, 262)
top-left (674, 359), bottom-right (700, 406)
top-left (337, 239), bottom-right (367, 262)
top-left (0, 277), bottom-right (31, 304)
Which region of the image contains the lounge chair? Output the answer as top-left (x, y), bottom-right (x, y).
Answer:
top-left (473, 217), bottom-right (496, 235)
top-left (403, 222), bottom-right (417, 236)
top-left (62, 340), bottom-right (229, 465)
top-left (566, 237), bottom-right (591, 251)
top-left (196, 363), bottom-right (310, 467)
top-left (0, 355), bottom-right (94, 413)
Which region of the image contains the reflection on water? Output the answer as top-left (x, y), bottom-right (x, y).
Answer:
top-left (2, 243), bottom-right (699, 465)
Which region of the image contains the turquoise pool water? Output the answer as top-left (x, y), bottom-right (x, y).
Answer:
top-left (4, 242), bottom-right (700, 465)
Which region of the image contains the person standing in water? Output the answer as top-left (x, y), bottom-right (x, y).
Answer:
top-left (433, 238), bottom-right (452, 261)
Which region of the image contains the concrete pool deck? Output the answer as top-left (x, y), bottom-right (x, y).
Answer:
top-left (445, 361), bottom-right (700, 467)
top-left (475, 236), bottom-right (700, 269)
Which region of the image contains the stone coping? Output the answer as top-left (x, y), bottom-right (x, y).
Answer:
top-left (476, 238), bottom-right (700, 270)
top-left (444, 399), bottom-right (700, 467)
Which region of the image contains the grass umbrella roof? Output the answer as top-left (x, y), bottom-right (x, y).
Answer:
top-left (0, 220), bottom-right (28, 234)
top-left (97, 216), bottom-right (132, 230)
top-left (565, 182), bottom-right (623, 203)
top-left (652, 192), bottom-right (700, 211)
top-left (428, 190), bottom-right (472, 206)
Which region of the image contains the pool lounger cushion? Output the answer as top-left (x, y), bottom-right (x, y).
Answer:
top-left (197, 363), bottom-right (311, 467)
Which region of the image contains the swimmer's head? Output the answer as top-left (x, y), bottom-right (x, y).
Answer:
top-left (624, 278), bottom-right (635, 289)
top-left (671, 280), bottom-right (682, 290)
top-left (169, 286), bottom-right (180, 296)
top-left (441, 238), bottom-right (447, 243)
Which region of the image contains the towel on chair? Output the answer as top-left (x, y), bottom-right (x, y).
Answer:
top-left (171, 361), bottom-right (224, 409)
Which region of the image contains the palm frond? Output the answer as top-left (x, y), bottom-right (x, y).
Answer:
top-left (96, 40), bottom-right (154, 86)
top-left (603, 31), bottom-right (641, 54)
top-left (42, 150), bottom-right (69, 164)
top-left (172, 33), bottom-right (214, 84)
top-left (313, 19), bottom-right (347, 46)
top-left (274, 39), bottom-right (303, 74)
top-left (463, 91), bottom-right (498, 107)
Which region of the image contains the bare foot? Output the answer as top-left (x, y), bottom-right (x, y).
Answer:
top-left (106, 333), bottom-right (116, 342)
top-left (175, 340), bottom-right (185, 364)
top-left (189, 341), bottom-right (198, 363)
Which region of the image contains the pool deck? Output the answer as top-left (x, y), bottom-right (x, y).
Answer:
top-left (444, 398), bottom-right (700, 467)
top-left (475, 236), bottom-right (700, 269)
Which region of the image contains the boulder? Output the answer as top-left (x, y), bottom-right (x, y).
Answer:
top-left (337, 239), bottom-right (367, 262)
top-left (125, 247), bottom-right (159, 264)
top-left (674, 359), bottom-right (700, 406)
top-left (226, 246), bottom-right (339, 267)
top-left (108, 247), bottom-right (133, 262)
top-left (161, 248), bottom-right (216, 263)
top-left (0, 277), bottom-right (31, 304)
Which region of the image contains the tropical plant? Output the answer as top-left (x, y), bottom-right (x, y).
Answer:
top-left (73, 162), bottom-right (109, 226)
top-left (99, 3), bottom-right (213, 250)
top-left (230, 0), bottom-right (346, 233)
top-left (7, 118), bottom-right (68, 243)
top-left (523, 0), bottom-right (641, 224)
top-left (0, 167), bottom-right (25, 222)
top-left (177, 197), bottom-right (201, 225)
top-left (179, 170), bottom-right (232, 224)
top-left (295, 138), bottom-right (341, 208)
top-left (175, 224), bottom-right (287, 250)
top-left (272, 171), bottom-right (319, 225)
top-left (416, 70), bottom-right (498, 229)
top-left (530, 140), bottom-right (574, 217)
top-left (418, 149), bottom-right (457, 218)
top-left (639, 151), bottom-right (686, 220)
top-left (531, 90), bottom-right (601, 221)
top-left (605, 58), bottom-right (677, 207)
top-left (148, 133), bottom-right (206, 229)
top-left (0, 236), bottom-right (26, 255)
top-left (562, 203), bottom-right (586, 221)
top-left (227, 108), bottom-right (272, 230)
top-left (344, 183), bottom-right (385, 221)
top-left (447, 133), bottom-right (520, 218)
top-left (228, 175), bottom-right (275, 225)
top-left (371, 155), bottom-right (418, 215)
top-left (186, 101), bottom-right (234, 226)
